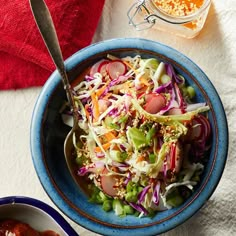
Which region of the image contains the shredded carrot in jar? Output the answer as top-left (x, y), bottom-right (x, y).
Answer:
top-left (153, 0), bottom-right (204, 17)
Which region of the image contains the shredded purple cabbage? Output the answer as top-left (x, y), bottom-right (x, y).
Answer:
top-left (123, 172), bottom-right (131, 186)
top-left (152, 181), bottom-right (160, 205)
top-left (85, 75), bottom-right (95, 81)
top-left (120, 144), bottom-right (126, 151)
top-left (77, 166), bottom-right (89, 176)
top-left (138, 185), bottom-right (151, 204)
top-left (174, 83), bottom-right (186, 109)
top-left (77, 162), bottom-right (104, 176)
top-left (129, 202), bottom-right (149, 215)
top-left (165, 63), bottom-right (184, 84)
top-left (155, 81), bottom-right (172, 94)
top-left (96, 152), bottom-right (105, 158)
top-left (100, 75), bottom-right (129, 97)
top-left (159, 87), bottom-right (178, 115)
top-left (108, 108), bottom-right (119, 116)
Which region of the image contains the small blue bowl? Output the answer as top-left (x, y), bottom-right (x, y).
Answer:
top-left (0, 196), bottom-right (78, 235)
top-left (30, 38), bottom-right (228, 236)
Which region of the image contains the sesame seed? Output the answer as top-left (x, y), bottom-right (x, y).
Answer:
top-left (153, 0), bottom-right (204, 17)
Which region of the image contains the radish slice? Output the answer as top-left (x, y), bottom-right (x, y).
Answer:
top-left (144, 93), bottom-right (166, 114)
top-left (107, 60), bottom-right (127, 80)
top-left (167, 107), bottom-right (184, 115)
top-left (160, 142), bottom-right (183, 175)
top-left (188, 115), bottom-right (211, 142)
top-left (144, 93), bottom-right (158, 103)
top-left (169, 142), bottom-right (183, 173)
top-left (188, 118), bottom-right (203, 140)
top-left (98, 60), bottom-right (109, 74)
top-left (90, 59), bottom-right (109, 76)
top-left (198, 114), bottom-right (211, 140)
top-left (100, 168), bottom-right (118, 197)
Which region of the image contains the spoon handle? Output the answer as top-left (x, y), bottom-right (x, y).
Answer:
top-left (29, 0), bottom-right (77, 121)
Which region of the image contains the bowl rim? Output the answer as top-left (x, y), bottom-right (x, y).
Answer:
top-left (30, 37), bottom-right (228, 236)
top-left (0, 196), bottom-right (78, 236)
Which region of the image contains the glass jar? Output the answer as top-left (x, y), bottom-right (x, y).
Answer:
top-left (127, 0), bottom-right (211, 38)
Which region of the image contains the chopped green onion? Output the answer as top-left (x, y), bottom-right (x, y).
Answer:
top-left (124, 205), bottom-right (135, 215)
top-left (125, 192), bottom-right (138, 203)
top-left (112, 199), bottom-right (124, 216)
top-left (186, 86), bottom-right (196, 99)
top-left (126, 181), bottom-right (138, 192)
top-left (149, 153), bottom-right (156, 163)
top-left (118, 115), bottom-right (128, 124)
top-left (110, 150), bottom-right (128, 162)
top-left (160, 74), bottom-right (171, 84)
top-left (146, 127), bottom-right (156, 144)
top-left (109, 123), bottom-right (120, 130)
top-left (127, 127), bottom-right (148, 150)
top-left (102, 200), bottom-right (113, 212)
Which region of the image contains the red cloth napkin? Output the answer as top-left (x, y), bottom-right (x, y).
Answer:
top-left (0, 0), bottom-right (105, 90)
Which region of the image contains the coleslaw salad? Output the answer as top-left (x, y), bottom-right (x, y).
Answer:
top-left (61, 54), bottom-right (211, 217)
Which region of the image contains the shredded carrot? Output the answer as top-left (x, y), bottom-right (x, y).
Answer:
top-left (136, 155), bottom-right (146, 163)
top-left (96, 81), bottom-right (109, 97)
top-left (94, 143), bottom-right (111, 152)
top-left (112, 144), bottom-right (120, 151)
top-left (91, 92), bottom-right (100, 122)
top-left (102, 93), bottom-right (112, 100)
top-left (123, 61), bottom-right (138, 74)
top-left (139, 77), bottom-right (150, 86)
top-left (104, 131), bottom-right (117, 142)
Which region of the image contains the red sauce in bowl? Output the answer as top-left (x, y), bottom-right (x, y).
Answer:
top-left (0, 219), bottom-right (60, 236)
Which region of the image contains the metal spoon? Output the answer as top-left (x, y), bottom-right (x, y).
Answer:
top-left (30, 0), bottom-right (79, 173)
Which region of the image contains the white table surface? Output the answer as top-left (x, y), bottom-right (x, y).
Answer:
top-left (1, 0), bottom-right (236, 235)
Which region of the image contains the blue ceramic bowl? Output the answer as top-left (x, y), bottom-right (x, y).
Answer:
top-left (0, 196), bottom-right (78, 235)
top-left (30, 38), bottom-right (228, 236)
